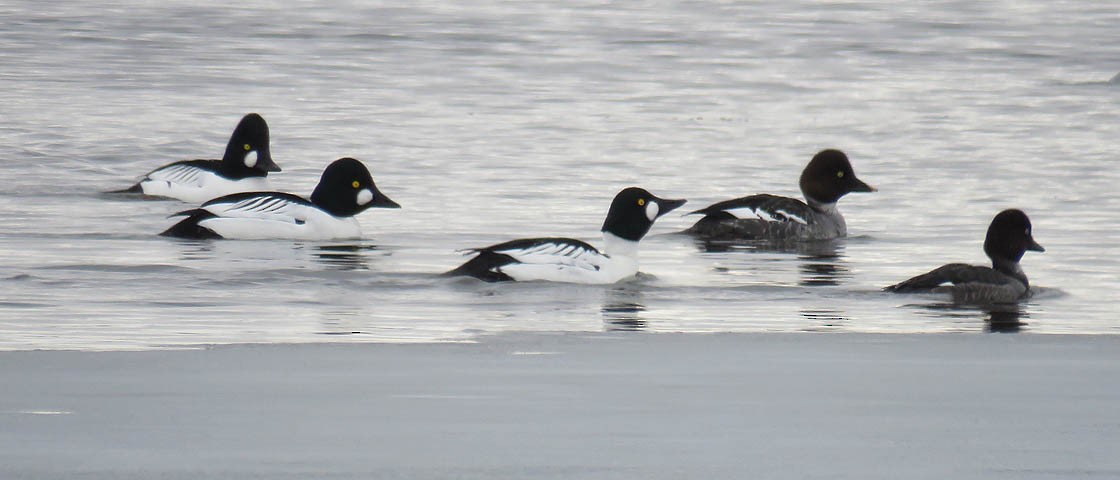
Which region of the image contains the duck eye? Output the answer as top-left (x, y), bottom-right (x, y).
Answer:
top-left (637, 198), bottom-right (646, 206)
top-left (836, 171), bottom-right (845, 178)
top-left (351, 180), bottom-right (361, 189)
top-left (243, 143), bottom-right (252, 151)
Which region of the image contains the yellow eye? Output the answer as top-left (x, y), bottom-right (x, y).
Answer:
top-left (836, 171), bottom-right (845, 178)
top-left (637, 198), bottom-right (646, 206)
top-left (243, 143), bottom-right (252, 151)
top-left (351, 180), bottom-right (361, 189)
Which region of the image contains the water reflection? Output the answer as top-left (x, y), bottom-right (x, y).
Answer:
top-left (985, 304), bottom-right (1027, 333)
top-left (173, 241), bottom-right (380, 270)
top-left (800, 308), bottom-right (847, 330)
top-left (173, 239), bottom-right (216, 261)
top-left (798, 256), bottom-right (850, 287)
top-left (691, 237), bottom-right (842, 256)
top-left (313, 244), bottom-right (378, 271)
top-left (909, 301), bottom-right (1030, 333)
top-left (317, 306), bottom-right (368, 335)
top-left (601, 285), bottom-right (647, 331)
top-left (693, 237), bottom-right (851, 287)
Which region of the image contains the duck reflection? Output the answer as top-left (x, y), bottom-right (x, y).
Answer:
top-left (313, 244), bottom-right (378, 271)
top-left (784, 241), bottom-right (852, 287)
top-left (601, 285), bottom-right (647, 331)
top-left (691, 237), bottom-right (842, 256)
top-left (798, 255), bottom-right (850, 287)
top-left (174, 240), bottom-right (216, 261)
top-left (910, 301), bottom-right (1029, 333)
top-left (694, 237), bottom-right (851, 287)
top-left (985, 304), bottom-right (1027, 333)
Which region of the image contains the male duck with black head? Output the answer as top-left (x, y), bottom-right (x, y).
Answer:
top-left (161, 157), bottom-right (399, 241)
top-left (116, 113), bottom-right (281, 203)
top-left (446, 187), bottom-right (686, 284)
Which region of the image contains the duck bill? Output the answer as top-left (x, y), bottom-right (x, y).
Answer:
top-left (654, 198), bottom-right (687, 218)
top-left (849, 177), bottom-right (876, 193)
top-left (370, 192), bottom-right (401, 209)
top-left (257, 151), bottom-right (282, 173)
top-left (1027, 238), bottom-right (1045, 252)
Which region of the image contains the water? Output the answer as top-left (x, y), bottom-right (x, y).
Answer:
top-left (1, 1), bottom-right (1118, 350)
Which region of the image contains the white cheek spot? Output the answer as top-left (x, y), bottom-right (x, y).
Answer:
top-left (645, 202), bottom-right (659, 221)
top-left (356, 188), bottom-right (373, 205)
top-left (243, 150), bottom-right (258, 168)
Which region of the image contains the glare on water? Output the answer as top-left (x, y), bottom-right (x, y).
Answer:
top-left (1, 0), bottom-right (1118, 349)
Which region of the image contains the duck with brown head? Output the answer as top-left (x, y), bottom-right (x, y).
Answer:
top-left (684, 149), bottom-right (875, 243)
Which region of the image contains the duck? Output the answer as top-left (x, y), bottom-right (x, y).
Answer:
top-left (160, 157), bottom-right (398, 240)
top-left (445, 187), bottom-right (686, 284)
top-left (885, 209), bottom-right (1044, 303)
top-left (684, 149), bottom-right (874, 242)
top-left (116, 113), bottom-right (281, 203)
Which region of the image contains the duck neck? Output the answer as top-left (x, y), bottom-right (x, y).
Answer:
top-left (806, 198), bottom-right (846, 235)
top-left (806, 197), bottom-right (838, 214)
top-left (602, 231), bottom-right (640, 258)
top-left (992, 257), bottom-right (1029, 289)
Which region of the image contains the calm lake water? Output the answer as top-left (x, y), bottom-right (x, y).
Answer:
top-left (1, 1), bottom-right (1118, 349)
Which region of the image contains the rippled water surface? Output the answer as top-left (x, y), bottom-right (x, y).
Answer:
top-left (2, 1), bottom-right (1118, 349)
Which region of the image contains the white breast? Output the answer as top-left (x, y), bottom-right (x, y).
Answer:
top-left (140, 165), bottom-right (272, 204)
top-left (499, 255), bottom-right (636, 284)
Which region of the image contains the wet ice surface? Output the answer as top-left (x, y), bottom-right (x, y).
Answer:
top-left (2, 332), bottom-right (1119, 479)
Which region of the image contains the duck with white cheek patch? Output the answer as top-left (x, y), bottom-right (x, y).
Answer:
top-left (446, 187), bottom-right (686, 284)
top-left (161, 157), bottom-right (399, 240)
top-left (114, 113), bottom-right (282, 203)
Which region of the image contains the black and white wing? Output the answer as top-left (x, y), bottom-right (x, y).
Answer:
top-left (689, 194), bottom-right (814, 225)
top-left (161, 192), bottom-right (318, 239)
top-left (446, 237), bottom-right (605, 282)
top-left (197, 191), bottom-right (315, 222)
top-left (142, 159), bottom-right (221, 188)
top-left (685, 194), bottom-right (817, 240)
